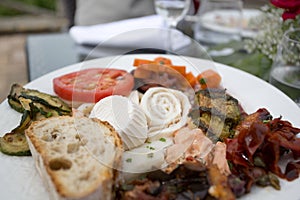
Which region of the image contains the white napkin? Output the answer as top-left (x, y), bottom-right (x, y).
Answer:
top-left (69, 15), bottom-right (191, 51)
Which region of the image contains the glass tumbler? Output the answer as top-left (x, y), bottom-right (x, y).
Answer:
top-left (269, 28), bottom-right (300, 105)
top-left (193, 0), bottom-right (243, 46)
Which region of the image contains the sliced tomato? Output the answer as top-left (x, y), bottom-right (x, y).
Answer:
top-left (53, 68), bottom-right (134, 103)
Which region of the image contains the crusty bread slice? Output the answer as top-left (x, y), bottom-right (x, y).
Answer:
top-left (25, 116), bottom-right (122, 200)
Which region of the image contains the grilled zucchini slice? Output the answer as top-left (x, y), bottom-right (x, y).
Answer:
top-left (7, 84), bottom-right (25, 113)
top-left (0, 132), bottom-right (31, 156)
top-left (7, 98), bottom-right (24, 113)
top-left (8, 83), bottom-right (24, 100)
top-left (19, 97), bottom-right (66, 119)
top-left (0, 110), bottom-right (31, 156)
top-left (12, 110), bottom-right (32, 134)
top-left (20, 90), bottom-right (71, 113)
top-left (1, 84), bottom-right (72, 156)
top-left (7, 83), bottom-right (71, 114)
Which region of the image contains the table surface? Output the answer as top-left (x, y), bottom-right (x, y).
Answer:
top-left (26, 32), bottom-right (272, 82)
top-left (26, 33), bottom-right (80, 81)
top-left (26, 32), bottom-right (226, 81)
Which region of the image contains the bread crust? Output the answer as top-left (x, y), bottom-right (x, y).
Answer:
top-left (25, 116), bottom-right (122, 200)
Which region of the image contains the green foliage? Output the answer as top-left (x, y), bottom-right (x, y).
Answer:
top-left (15, 0), bottom-right (56, 10)
top-left (244, 4), bottom-right (300, 61)
top-left (0, 5), bottom-right (24, 16)
top-left (0, 0), bottom-right (56, 16)
top-left (210, 40), bottom-right (273, 81)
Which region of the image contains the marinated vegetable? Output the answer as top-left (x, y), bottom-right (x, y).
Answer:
top-left (0, 110), bottom-right (31, 156)
top-left (225, 108), bottom-right (300, 195)
top-left (116, 162), bottom-right (231, 200)
top-left (0, 132), bottom-right (31, 156)
top-left (190, 89), bottom-right (243, 141)
top-left (132, 57), bottom-right (221, 90)
top-left (1, 84), bottom-right (72, 156)
top-left (7, 83), bottom-right (71, 114)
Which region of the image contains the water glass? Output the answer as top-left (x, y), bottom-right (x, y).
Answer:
top-left (154, 0), bottom-right (191, 51)
top-left (193, 0), bottom-right (243, 46)
top-left (269, 28), bottom-right (300, 105)
top-left (155, 0), bottom-right (191, 28)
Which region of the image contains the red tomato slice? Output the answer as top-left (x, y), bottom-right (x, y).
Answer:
top-left (53, 68), bottom-right (134, 103)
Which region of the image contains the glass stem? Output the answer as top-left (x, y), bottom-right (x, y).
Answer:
top-left (167, 22), bottom-right (177, 53)
top-left (167, 26), bottom-right (172, 53)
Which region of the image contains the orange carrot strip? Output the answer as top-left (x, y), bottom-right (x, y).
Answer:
top-left (170, 65), bottom-right (186, 76)
top-left (133, 59), bottom-right (154, 67)
top-left (185, 72), bottom-right (197, 87)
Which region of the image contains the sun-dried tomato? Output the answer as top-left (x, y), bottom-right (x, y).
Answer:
top-left (225, 108), bottom-right (300, 194)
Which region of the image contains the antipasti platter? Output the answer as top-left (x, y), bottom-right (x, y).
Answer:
top-left (0, 54), bottom-right (300, 200)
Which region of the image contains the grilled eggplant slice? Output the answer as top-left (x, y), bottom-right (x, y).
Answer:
top-left (191, 89), bottom-right (242, 141)
top-left (195, 89), bottom-right (241, 122)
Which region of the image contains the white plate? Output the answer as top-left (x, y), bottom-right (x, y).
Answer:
top-left (201, 9), bottom-right (262, 38)
top-left (0, 54), bottom-right (299, 200)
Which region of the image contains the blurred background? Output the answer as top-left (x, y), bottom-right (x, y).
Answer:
top-left (0, 0), bottom-right (68, 102)
top-left (0, 0), bottom-right (268, 102)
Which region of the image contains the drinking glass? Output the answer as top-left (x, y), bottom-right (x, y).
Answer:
top-left (269, 28), bottom-right (300, 106)
top-left (154, 0), bottom-right (191, 51)
top-left (193, 0), bottom-right (243, 46)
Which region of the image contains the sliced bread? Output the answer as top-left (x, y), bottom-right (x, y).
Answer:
top-left (25, 116), bottom-right (122, 200)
